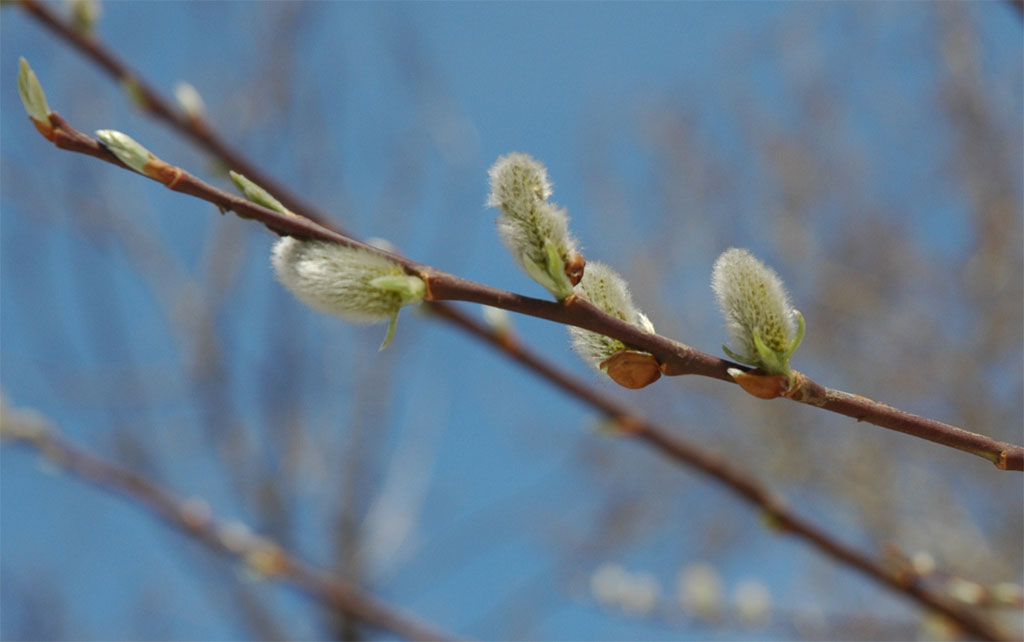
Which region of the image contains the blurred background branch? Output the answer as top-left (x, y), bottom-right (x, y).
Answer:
top-left (0, 399), bottom-right (456, 642)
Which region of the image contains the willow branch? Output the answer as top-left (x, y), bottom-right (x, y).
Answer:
top-left (25, 112), bottom-right (1012, 640)
top-left (0, 412), bottom-right (454, 642)
top-left (17, 0), bottom-right (335, 228)
top-left (33, 111), bottom-right (1024, 471)
top-left (19, 0), bottom-right (1020, 468)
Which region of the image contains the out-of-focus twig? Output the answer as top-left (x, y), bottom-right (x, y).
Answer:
top-left (0, 403), bottom-right (455, 642)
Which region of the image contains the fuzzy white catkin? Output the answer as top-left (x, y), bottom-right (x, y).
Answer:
top-left (711, 248), bottom-right (797, 362)
top-left (272, 237), bottom-right (408, 323)
top-left (568, 262), bottom-right (654, 369)
top-left (486, 153), bottom-right (579, 296)
top-left (486, 152), bottom-right (552, 212)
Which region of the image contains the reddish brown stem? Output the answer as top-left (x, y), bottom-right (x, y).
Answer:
top-left (23, 106), bottom-right (1012, 641)
top-left (18, 0), bottom-right (336, 228)
top-left (21, 0), bottom-right (1020, 470)
top-left (40, 109), bottom-right (1024, 473)
top-left (435, 307), bottom-right (1006, 642)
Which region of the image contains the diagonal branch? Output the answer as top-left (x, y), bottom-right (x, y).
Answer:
top-left (18, 0), bottom-right (1020, 469)
top-left (35, 111), bottom-right (1024, 471)
top-left (17, 0), bottom-right (336, 228)
top-left (26, 111), bottom-right (1011, 640)
top-left (0, 409), bottom-right (456, 642)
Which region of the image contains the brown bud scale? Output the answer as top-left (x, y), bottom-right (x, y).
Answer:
top-left (565, 252), bottom-right (586, 286)
top-left (730, 369), bottom-right (791, 399)
top-left (600, 350), bottom-right (661, 389)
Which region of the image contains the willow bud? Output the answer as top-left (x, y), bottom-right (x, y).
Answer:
top-left (17, 58), bottom-right (51, 132)
top-left (229, 170), bottom-right (290, 216)
top-left (486, 153), bottom-right (583, 300)
top-left (568, 262), bottom-right (660, 389)
top-left (271, 237), bottom-right (425, 349)
top-left (95, 129), bottom-right (155, 175)
top-left (711, 248), bottom-right (804, 379)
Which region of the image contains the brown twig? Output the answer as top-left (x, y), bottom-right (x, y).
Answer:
top-left (15, 71), bottom-right (1013, 642)
top-left (16, 112), bottom-right (1010, 642)
top-left (0, 414), bottom-right (455, 642)
top-left (19, 0), bottom-right (1021, 469)
top-left (35, 111), bottom-right (1024, 471)
top-left (17, 0), bottom-right (336, 228)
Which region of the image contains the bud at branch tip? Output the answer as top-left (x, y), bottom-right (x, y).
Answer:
top-left (17, 58), bottom-right (52, 133)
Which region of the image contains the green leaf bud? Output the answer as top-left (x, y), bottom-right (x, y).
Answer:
top-left (95, 129), bottom-right (155, 174)
top-left (271, 237), bottom-right (426, 348)
top-left (568, 262), bottom-right (660, 388)
top-left (486, 153), bottom-right (583, 300)
top-left (229, 170), bottom-right (289, 215)
top-left (711, 248), bottom-right (804, 377)
top-left (17, 57), bottom-right (51, 125)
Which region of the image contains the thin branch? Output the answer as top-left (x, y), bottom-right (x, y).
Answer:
top-left (35, 111), bottom-right (1024, 471)
top-left (0, 412), bottom-right (455, 642)
top-left (19, 0), bottom-right (1020, 468)
top-left (25, 112), bottom-right (1012, 640)
top-left (17, 0), bottom-right (336, 228)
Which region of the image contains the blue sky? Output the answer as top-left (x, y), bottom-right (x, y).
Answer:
top-left (2, 2), bottom-right (1022, 640)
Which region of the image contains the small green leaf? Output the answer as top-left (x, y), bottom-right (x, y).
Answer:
top-left (722, 344), bottom-right (757, 366)
top-left (521, 253), bottom-right (561, 298)
top-left (783, 310), bottom-right (805, 360)
top-left (379, 312), bottom-right (399, 351)
top-left (229, 171), bottom-right (289, 215)
top-left (369, 274), bottom-right (426, 305)
top-left (17, 57), bottom-right (50, 124)
top-left (542, 237), bottom-right (574, 300)
top-left (95, 129), bottom-right (153, 174)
